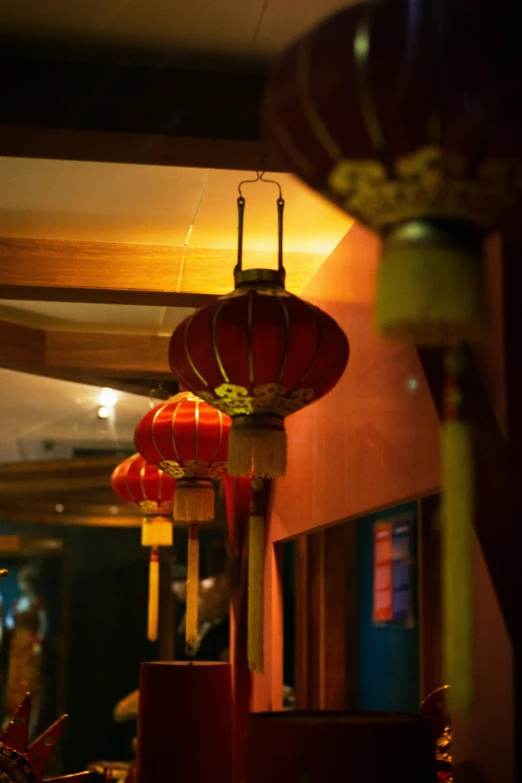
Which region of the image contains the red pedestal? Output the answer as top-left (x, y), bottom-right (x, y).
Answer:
top-left (246, 711), bottom-right (437, 783)
top-left (137, 662), bottom-right (232, 783)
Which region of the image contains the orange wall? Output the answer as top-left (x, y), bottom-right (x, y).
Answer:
top-left (252, 221), bottom-right (515, 783)
top-left (268, 222), bottom-right (441, 545)
top-left (253, 221), bottom-right (441, 708)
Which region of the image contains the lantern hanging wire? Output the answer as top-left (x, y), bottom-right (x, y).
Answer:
top-left (235, 172), bottom-right (285, 282)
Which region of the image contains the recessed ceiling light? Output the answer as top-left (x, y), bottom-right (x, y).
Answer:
top-left (55, 503), bottom-right (65, 513)
top-left (99, 387), bottom-right (118, 408)
top-left (97, 406), bottom-right (111, 419)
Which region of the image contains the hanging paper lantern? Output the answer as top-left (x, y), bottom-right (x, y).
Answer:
top-left (263, 0), bottom-right (522, 346)
top-left (169, 190), bottom-right (348, 672)
top-left (168, 200), bottom-right (349, 481)
top-left (0, 693), bottom-right (92, 783)
top-left (134, 391), bottom-right (230, 650)
top-left (111, 453), bottom-right (176, 642)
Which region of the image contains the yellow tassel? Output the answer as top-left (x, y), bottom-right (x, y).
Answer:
top-left (186, 523), bottom-right (200, 652)
top-left (375, 219), bottom-right (487, 346)
top-left (248, 478), bottom-right (265, 673)
top-left (141, 516), bottom-right (173, 547)
top-left (229, 423), bottom-right (287, 478)
top-left (174, 482), bottom-right (214, 522)
top-left (148, 547), bottom-right (159, 643)
top-left (441, 348), bottom-right (474, 714)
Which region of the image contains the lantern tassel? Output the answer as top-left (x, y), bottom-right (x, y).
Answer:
top-left (441, 347), bottom-right (474, 714)
top-left (175, 482), bottom-right (214, 522)
top-left (375, 219), bottom-right (487, 346)
top-left (229, 419), bottom-right (287, 478)
top-left (141, 516), bottom-right (173, 548)
top-left (148, 547), bottom-right (160, 643)
top-left (248, 479), bottom-right (265, 673)
top-left (186, 523), bottom-right (200, 652)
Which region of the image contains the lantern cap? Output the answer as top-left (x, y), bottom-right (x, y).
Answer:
top-left (234, 267), bottom-right (286, 288)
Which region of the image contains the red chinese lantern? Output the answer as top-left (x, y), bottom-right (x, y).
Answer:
top-left (261, 0), bottom-right (522, 711)
top-left (111, 453), bottom-right (176, 642)
top-left (263, 0), bottom-right (522, 346)
top-left (168, 187), bottom-right (349, 671)
top-left (169, 193), bottom-right (349, 481)
top-left (134, 391), bottom-right (230, 650)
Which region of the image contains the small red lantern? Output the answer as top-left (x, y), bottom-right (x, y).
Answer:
top-left (134, 390), bottom-right (231, 649)
top-left (168, 187), bottom-right (349, 671)
top-left (111, 453), bottom-right (176, 642)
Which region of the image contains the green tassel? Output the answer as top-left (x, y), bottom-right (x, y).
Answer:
top-left (441, 349), bottom-right (474, 714)
top-left (375, 219), bottom-right (487, 346)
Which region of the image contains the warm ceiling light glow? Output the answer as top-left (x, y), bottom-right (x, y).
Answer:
top-left (97, 406), bottom-right (111, 419)
top-left (99, 387), bottom-right (118, 407)
top-left (55, 503), bottom-right (65, 513)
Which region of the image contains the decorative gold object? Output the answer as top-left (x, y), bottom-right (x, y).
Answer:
top-left (197, 383), bottom-right (315, 418)
top-left (329, 146), bottom-right (522, 233)
top-left (421, 685), bottom-right (453, 783)
top-left (158, 459), bottom-right (228, 481)
top-left (0, 693), bottom-right (92, 783)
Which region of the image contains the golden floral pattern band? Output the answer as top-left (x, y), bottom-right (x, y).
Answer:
top-left (328, 145), bottom-right (522, 233)
top-left (159, 459), bottom-right (228, 480)
top-left (197, 383), bottom-right (315, 418)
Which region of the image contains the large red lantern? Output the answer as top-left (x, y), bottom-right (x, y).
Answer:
top-left (168, 189), bottom-right (349, 672)
top-left (111, 453), bottom-right (176, 642)
top-left (134, 390), bottom-right (230, 649)
top-left (169, 194), bottom-right (349, 482)
top-left (263, 0), bottom-right (522, 346)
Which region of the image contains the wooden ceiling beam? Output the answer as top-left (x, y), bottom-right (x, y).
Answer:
top-left (0, 508), bottom-right (223, 528)
top-left (0, 55), bottom-right (283, 171)
top-left (0, 454), bottom-right (124, 494)
top-left (46, 331), bottom-right (171, 379)
top-left (0, 237), bottom-right (219, 307)
top-left (0, 453), bottom-right (124, 475)
top-left (0, 509), bottom-right (143, 528)
top-left (0, 319), bottom-right (174, 396)
top-left (0, 318), bottom-right (46, 371)
top-left (0, 236), bottom-right (323, 304)
top-left (0, 475), bottom-right (115, 494)
top-left (0, 127), bottom-right (278, 172)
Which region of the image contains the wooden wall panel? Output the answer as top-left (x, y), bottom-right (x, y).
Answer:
top-left (291, 523), bottom-right (357, 712)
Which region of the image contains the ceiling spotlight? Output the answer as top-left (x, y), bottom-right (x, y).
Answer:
top-left (97, 406), bottom-right (111, 419)
top-left (55, 503), bottom-right (65, 514)
top-left (99, 387), bottom-right (118, 408)
top-left (109, 505), bottom-right (119, 515)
